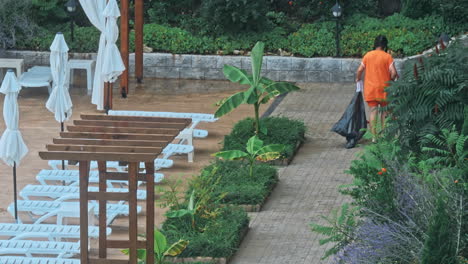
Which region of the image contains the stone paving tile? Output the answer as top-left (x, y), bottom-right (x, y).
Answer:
top-left (231, 83), bottom-right (363, 264)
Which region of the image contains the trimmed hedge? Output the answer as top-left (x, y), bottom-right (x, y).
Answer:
top-left (162, 206), bottom-right (249, 258)
top-left (223, 117), bottom-right (306, 159)
top-left (198, 160), bottom-right (278, 205)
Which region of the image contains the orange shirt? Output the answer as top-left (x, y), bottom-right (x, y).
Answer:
top-left (361, 50), bottom-right (394, 102)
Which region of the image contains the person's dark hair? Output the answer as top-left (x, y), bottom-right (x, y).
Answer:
top-left (374, 35), bottom-right (388, 51)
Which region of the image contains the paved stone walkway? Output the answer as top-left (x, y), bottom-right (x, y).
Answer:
top-left (231, 83), bottom-right (362, 264)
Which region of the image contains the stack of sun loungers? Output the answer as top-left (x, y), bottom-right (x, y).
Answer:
top-left (0, 111), bottom-right (216, 262)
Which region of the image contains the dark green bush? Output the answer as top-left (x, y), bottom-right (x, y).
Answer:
top-left (288, 22), bottom-right (336, 57)
top-left (162, 206), bottom-right (249, 258)
top-left (223, 117), bottom-right (306, 159)
top-left (199, 0), bottom-right (271, 35)
top-left (386, 43), bottom-right (468, 152)
top-left (197, 160), bottom-right (278, 205)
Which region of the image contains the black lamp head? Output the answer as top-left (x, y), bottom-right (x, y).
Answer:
top-left (331, 1), bottom-right (342, 17)
top-left (65, 0), bottom-right (77, 13)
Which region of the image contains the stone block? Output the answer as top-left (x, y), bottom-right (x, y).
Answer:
top-left (204, 69), bottom-right (225, 80)
top-left (240, 57), bottom-right (251, 70)
top-left (192, 55), bottom-right (218, 69)
top-left (330, 71), bottom-right (355, 83)
top-left (217, 56), bottom-right (242, 69)
top-left (156, 67), bottom-right (180, 79)
top-left (306, 71), bottom-right (331, 82)
top-left (341, 59), bottom-right (361, 72)
top-left (290, 57), bottom-right (309, 71)
top-left (283, 71), bottom-right (308, 82)
top-left (180, 68), bottom-right (205, 79)
top-left (305, 58), bottom-right (341, 71)
top-left (143, 67), bottom-right (158, 77)
top-left (266, 56), bottom-right (291, 71)
top-left (144, 53), bottom-right (173, 67)
top-left (171, 55), bottom-right (192, 68)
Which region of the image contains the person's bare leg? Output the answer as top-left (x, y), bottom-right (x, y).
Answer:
top-left (369, 106), bottom-right (378, 140)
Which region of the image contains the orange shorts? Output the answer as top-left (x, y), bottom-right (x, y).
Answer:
top-left (367, 101), bottom-right (388, 107)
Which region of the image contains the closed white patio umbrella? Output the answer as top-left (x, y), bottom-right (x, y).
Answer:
top-left (46, 32), bottom-right (72, 129)
top-left (102, 0), bottom-right (125, 112)
top-left (0, 70), bottom-right (28, 222)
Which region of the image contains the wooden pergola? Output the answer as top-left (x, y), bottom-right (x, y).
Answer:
top-left (39, 114), bottom-right (190, 263)
top-left (102, 0), bottom-right (143, 110)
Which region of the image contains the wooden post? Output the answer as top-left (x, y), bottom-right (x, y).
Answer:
top-left (79, 161), bottom-right (90, 264)
top-left (128, 162), bottom-right (138, 264)
top-left (104, 82), bottom-right (113, 113)
top-left (120, 0), bottom-right (129, 97)
top-left (145, 162), bottom-right (155, 264)
top-left (98, 161), bottom-right (107, 259)
top-left (135, 0), bottom-right (144, 83)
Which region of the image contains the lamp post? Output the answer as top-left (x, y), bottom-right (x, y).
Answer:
top-left (65, 0), bottom-right (77, 42)
top-left (331, 1), bottom-right (342, 57)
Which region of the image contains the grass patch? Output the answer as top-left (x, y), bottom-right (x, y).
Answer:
top-left (162, 206), bottom-right (249, 258)
top-left (198, 160), bottom-right (278, 205)
top-left (223, 117), bottom-right (306, 159)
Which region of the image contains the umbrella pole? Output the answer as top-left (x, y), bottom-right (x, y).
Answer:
top-left (61, 121), bottom-right (65, 170)
top-left (13, 162), bottom-right (18, 223)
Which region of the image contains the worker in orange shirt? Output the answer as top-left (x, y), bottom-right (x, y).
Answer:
top-left (355, 35), bottom-right (398, 141)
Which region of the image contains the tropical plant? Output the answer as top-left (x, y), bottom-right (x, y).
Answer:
top-left (310, 203), bottom-right (359, 260)
top-left (122, 229), bottom-right (188, 264)
top-left (166, 190), bottom-right (198, 229)
top-left (213, 135), bottom-right (284, 177)
top-left (214, 41), bottom-right (300, 135)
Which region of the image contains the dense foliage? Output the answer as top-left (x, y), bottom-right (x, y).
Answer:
top-left (311, 43), bottom-right (468, 263)
top-left (162, 206), bottom-right (249, 258)
top-left (0, 0), bottom-right (36, 49)
top-left (385, 43), bottom-right (468, 153)
top-left (223, 117), bottom-right (306, 159)
top-left (198, 160), bottom-right (278, 205)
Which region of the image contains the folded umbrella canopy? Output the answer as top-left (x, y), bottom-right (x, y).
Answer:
top-left (46, 32), bottom-right (72, 127)
top-left (0, 70), bottom-right (28, 222)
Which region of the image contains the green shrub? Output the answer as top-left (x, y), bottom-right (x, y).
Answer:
top-left (288, 22), bottom-right (336, 57)
top-left (142, 24), bottom-right (216, 54)
top-left (162, 206), bottom-right (249, 258)
top-left (197, 160), bottom-right (278, 205)
top-left (386, 43), bottom-right (468, 152)
top-left (0, 0), bottom-right (37, 48)
top-left (223, 117), bottom-right (306, 159)
top-left (199, 0), bottom-right (271, 35)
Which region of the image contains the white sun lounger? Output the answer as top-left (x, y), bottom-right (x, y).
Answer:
top-left (109, 110), bottom-right (217, 162)
top-left (0, 223), bottom-right (110, 240)
top-left (0, 240), bottom-right (80, 258)
top-left (20, 185), bottom-right (147, 200)
top-left (48, 158), bottom-right (173, 171)
top-left (36, 170), bottom-right (165, 188)
top-left (8, 199), bottom-right (141, 226)
top-left (0, 257), bottom-right (80, 264)
top-left (19, 66), bottom-right (53, 94)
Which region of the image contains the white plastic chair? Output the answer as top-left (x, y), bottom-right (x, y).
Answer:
top-left (20, 185), bottom-right (147, 200)
top-left (109, 110), bottom-right (217, 162)
top-left (0, 257), bottom-right (80, 264)
top-left (0, 240), bottom-right (80, 258)
top-left (8, 199), bottom-right (141, 226)
top-left (36, 169), bottom-right (165, 188)
top-left (18, 66), bottom-right (53, 94)
top-left (0, 223), bottom-right (110, 240)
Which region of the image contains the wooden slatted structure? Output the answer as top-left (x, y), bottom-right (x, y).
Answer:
top-left (39, 114), bottom-right (190, 264)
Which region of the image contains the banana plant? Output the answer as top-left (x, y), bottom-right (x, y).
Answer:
top-left (212, 135), bottom-right (285, 177)
top-left (165, 190), bottom-right (197, 229)
top-left (215, 41), bottom-right (300, 135)
top-left (121, 229), bottom-right (188, 264)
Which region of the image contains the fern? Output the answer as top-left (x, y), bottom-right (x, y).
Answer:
top-left (310, 203), bottom-right (359, 260)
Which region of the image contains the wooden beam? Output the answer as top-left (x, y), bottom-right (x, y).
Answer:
top-left (104, 82), bottom-right (113, 112)
top-left (88, 192), bottom-right (129, 202)
top-left (128, 162), bottom-right (138, 264)
top-left (106, 240), bottom-right (146, 249)
top-left (134, 0), bottom-right (144, 83)
top-left (81, 114), bottom-right (191, 124)
top-left (98, 161), bottom-right (107, 259)
top-left (120, 0), bottom-right (129, 96)
top-left (52, 138), bottom-right (167, 147)
top-left (104, 172), bottom-right (154, 182)
top-left (79, 161), bottom-right (90, 264)
top-left (59, 132), bottom-right (175, 141)
top-left (39, 151), bottom-right (158, 162)
top-left (89, 259), bottom-right (129, 264)
top-left (145, 162), bottom-right (155, 264)
top-left (73, 120), bottom-right (188, 129)
top-left (46, 144), bottom-right (162, 154)
top-left (67, 125), bottom-right (180, 136)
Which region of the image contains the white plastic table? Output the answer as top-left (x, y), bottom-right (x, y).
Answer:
top-left (68, 59), bottom-right (95, 94)
top-left (0, 58), bottom-right (23, 78)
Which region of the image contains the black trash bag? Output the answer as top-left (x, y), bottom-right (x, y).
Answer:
top-left (331, 91), bottom-right (367, 147)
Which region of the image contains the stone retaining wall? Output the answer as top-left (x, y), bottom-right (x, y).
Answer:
top-left (4, 50), bottom-right (405, 83)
